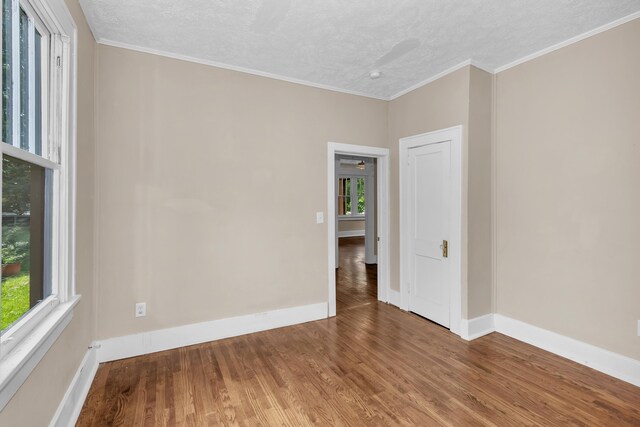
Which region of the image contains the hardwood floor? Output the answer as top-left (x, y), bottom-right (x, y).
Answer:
top-left (77, 239), bottom-right (640, 426)
top-left (336, 237), bottom-right (377, 313)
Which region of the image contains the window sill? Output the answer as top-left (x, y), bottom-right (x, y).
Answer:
top-left (338, 215), bottom-right (366, 221)
top-left (0, 294), bottom-right (81, 411)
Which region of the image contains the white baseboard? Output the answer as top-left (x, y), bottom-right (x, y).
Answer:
top-left (96, 302), bottom-right (328, 363)
top-left (460, 313), bottom-right (495, 341)
top-left (388, 289), bottom-right (401, 308)
top-left (338, 230), bottom-right (365, 238)
top-left (493, 314), bottom-right (640, 388)
top-left (455, 313), bottom-right (640, 387)
top-left (46, 307), bottom-right (640, 427)
top-left (49, 347), bottom-right (99, 427)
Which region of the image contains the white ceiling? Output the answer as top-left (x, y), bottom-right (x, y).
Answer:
top-left (79, 0), bottom-right (640, 100)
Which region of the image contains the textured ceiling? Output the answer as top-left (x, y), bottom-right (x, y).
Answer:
top-left (79, 0), bottom-right (640, 99)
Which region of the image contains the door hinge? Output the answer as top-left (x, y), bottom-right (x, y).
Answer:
top-left (442, 240), bottom-right (448, 258)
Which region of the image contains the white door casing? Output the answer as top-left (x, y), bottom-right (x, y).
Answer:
top-left (400, 126), bottom-right (462, 336)
top-left (364, 160), bottom-right (376, 264)
top-left (407, 142), bottom-right (451, 327)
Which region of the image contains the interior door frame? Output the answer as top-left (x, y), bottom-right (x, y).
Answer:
top-left (327, 142), bottom-right (390, 317)
top-left (399, 126), bottom-right (463, 336)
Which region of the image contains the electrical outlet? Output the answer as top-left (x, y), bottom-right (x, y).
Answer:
top-left (316, 212), bottom-right (324, 224)
top-left (135, 302), bottom-right (146, 317)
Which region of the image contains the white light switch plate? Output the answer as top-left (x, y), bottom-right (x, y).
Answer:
top-left (316, 212), bottom-right (324, 224)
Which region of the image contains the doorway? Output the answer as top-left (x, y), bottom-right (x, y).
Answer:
top-left (399, 126), bottom-right (462, 336)
top-left (327, 143), bottom-right (389, 317)
top-left (335, 155), bottom-right (376, 312)
top-left (335, 155), bottom-right (376, 268)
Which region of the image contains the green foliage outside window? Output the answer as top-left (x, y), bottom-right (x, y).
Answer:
top-left (357, 178), bottom-right (365, 214)
top-left (3, 156), bottom-right (31, 215)
top-left (2, 227), bottom-right (30, 267)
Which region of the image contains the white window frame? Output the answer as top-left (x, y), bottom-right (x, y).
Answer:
top-left (336, 158), bottom-right (372, 220)
top-left (337, 175), bottom-right (367, 220)
top-left (0, 0), bottom-right (78, 411)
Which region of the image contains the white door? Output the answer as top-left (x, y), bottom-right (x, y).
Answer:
top-left (408, 141), bottom-right (451, 327)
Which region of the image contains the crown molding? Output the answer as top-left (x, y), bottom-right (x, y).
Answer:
top-left (94, 11), bottom-right (640, 102)
top-left (96, 38), bottom-right (388, 101)
top-left (387, 60), bottom-right (476, 101)
top-left (495, 11), bottom-right (640, 73)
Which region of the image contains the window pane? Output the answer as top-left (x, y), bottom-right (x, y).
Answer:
top-left (357, 178), bottom-right (365, 215)
top-left (2, 0), bottom-right (12, 145)
top-left (338, 178), bottom-right (351, 215)
top-left (19, 9), bottom-right (29, 151)
top-left (1, 155), bottom-right (52, 332)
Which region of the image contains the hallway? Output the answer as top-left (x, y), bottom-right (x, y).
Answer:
top-left (336, 236), bottom-right (377, 312)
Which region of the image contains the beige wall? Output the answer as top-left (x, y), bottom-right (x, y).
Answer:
top-left (495, 18), bottom-right (640, 359)
top-left (467, 67), bottom-right (494, 318)
top-left (387, 65), bottom-right (494, 319)
top-left (0, 0), bottom-right (97, 425)
top-left (94, 45), bottom-right (388, 339)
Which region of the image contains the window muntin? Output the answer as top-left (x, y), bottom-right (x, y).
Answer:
top-left (2, 0), bottom-right (13, 145)
top-left (19, 8), bottom-right (29, 150)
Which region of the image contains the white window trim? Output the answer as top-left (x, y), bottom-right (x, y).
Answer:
top-left (0, 0), bottom-right (77, 411)
top-left (0, 296), bottom-right (79, 410)
top-left (337, 171), bottom-right (370, 220)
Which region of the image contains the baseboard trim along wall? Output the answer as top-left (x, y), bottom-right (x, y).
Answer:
top-left (49, 347), bottom-right (99, 427)
top-left (375, 296), bottom-right (639, 387)
top-left (458, 313), bottom-right (640, 388)
top-left (460, 314), bottom-right (495, 340)
top-left (493, 314), bottom-right (640, 388)
top-left (96, 302), bottom-right (328, 363)
top-left (337, 230), bottom-right (365, 238)
top-left (48, 304), bottom-right (640, 426)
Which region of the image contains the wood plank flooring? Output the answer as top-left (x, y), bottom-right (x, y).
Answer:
top-left (336, 237), bottom-right (377, 313)
top-left (77, 238), bottom-right (640, 426)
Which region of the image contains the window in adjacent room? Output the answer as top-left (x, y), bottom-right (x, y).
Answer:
top-left (338, 176), bottom-right (365, 218)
